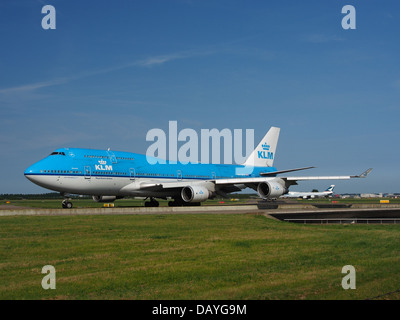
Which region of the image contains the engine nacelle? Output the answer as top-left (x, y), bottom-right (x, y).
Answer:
top-left (92, 195), bottom-right (118, 203)
top-left (181, 186), bottom-right (211, 202)
top-left (257, 180), bottom-right (286, 200)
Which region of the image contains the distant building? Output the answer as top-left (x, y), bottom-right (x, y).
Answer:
top-left (339, 194), bottom-right (360, 198)
top-left (360, 193), bottom-right (382, 198)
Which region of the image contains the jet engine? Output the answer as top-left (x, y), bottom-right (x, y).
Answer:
top-left (257, 180), bottom-right (286, 200)
top-left (181, 185), bottom-right (211, 202)
top-left (92, 195), bottom-right (120, 203)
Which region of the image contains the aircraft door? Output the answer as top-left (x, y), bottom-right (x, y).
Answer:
top-left (107, 150), bottom-right (118, 164)
top-left (84, 166), bottom-right (91, 179)
top-left (177, 170), bottom-right (182, 181)
top-left (130, 168), bottom-right (135, 181)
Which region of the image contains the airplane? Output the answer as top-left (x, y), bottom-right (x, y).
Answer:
top-left (24, 126), bottom-right (372, 208)
top-left (281, 185), bottom-right (335, 199)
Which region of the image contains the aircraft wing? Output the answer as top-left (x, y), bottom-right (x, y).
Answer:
top-left (259, 166), bottom-right (315, 176)
top-left (285, 168), bottom-right (373, 181)
top-left (120, 180), bottom-right (213, 193)
top-left (139, 181), bottom-right (208, 190)
top-left (214, 168), bottom-right (372, 186)
top-left (121, 168), bottom-right (372, 194)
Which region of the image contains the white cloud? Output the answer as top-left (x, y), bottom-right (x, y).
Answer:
top-left (0, 50), bottom-right (207, 94)
top-left (301, 34), bottom-right (345, 43)
top-left (0, 78), bottom-right (68, 94)
top-left (135, 54), bottom-right (185, 67)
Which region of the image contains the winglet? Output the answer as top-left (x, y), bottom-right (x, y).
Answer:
top-left (352, 168), bottom-right (373, 178)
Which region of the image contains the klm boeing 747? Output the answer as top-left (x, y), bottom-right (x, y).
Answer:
top-left (24, 127), bottom-right (372, 208)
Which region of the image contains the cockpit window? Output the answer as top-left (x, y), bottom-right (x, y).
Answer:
top-left (50, 152), bottom-right (66, 156)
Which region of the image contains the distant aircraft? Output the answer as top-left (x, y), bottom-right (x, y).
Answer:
top-left (24, 126), bottom-right (372, 208)
top-left (282, 185), bottom-right (336, 199)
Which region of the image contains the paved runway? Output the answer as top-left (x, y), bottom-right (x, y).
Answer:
top-left (0, 204), bottom-right (261, 216)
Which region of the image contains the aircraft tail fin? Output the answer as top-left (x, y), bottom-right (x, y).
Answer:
top-left (326, 185), bottom-right (335, 192)
top-left (244, 126), bottom-right (280, 167)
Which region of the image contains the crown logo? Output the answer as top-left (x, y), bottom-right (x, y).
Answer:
top-left (98, 160), bottom-right (106, 165)
top-left (262, 142), bottom-right (270, 150)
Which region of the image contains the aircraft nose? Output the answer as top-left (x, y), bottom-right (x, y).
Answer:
top-left (24, 165), bottom-right (36, 182)
top-left (24, 162), bottom-right (42, 182)
top-left (24, 165), bottom-right (35, 176)
top-left (24, 158), bottom-right (57, 190)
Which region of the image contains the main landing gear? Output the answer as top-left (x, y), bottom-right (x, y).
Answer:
top-left (144, 197), bottom-right (159, 207)
top-left (168, 200), bottom-right (201, 207)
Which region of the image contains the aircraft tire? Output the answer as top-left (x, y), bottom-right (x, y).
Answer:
top-left (145, 201), bottom-right (159, 207)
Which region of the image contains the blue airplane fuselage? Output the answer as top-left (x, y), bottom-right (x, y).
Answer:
top-left (24, 147), bottom-right (277, 196)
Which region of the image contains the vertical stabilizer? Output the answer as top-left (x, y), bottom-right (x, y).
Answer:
top-left (244, 126), bottom-right (280, 167)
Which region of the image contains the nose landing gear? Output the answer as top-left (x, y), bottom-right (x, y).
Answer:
top-left (60, 192), bottom-right (73, 209)
top-left (62, 199), bottom-right (73, 209)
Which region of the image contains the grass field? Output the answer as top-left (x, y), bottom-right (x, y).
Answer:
top-left (0, 198), bottom-right (249, 209)
top-left (2, 197), bottom-right (400, 209)
top-left (1, 213), bottom-right (399, 300)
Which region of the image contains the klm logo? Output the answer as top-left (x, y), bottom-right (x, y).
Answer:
top-left (258, 151), bottom-right (273, 160)
top-left (261, 142), bottom-right (270, 150)
top-left (258, 141), bottom-right (273, 159)
top-left (95, 160), bottom-right (112, 171)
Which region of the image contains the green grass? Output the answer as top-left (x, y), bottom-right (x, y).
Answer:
top-left (2, 198), bottom-right (148, 209)
top-left (2, 197), bottom-right (399, 210)
top-left (0, 198), bottom-right (249, 209)
top-left (294, 197), bottom-right (400, 204)
top-left (1, 213), bottom-right (399, 300)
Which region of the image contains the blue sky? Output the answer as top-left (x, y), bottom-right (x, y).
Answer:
top-left (0, 0), bottom-right (399, 194)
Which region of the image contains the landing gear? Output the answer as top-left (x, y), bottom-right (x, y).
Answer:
top-left (168, 200), bottom-right (201, 207)
top-left (62, 199), bottom-right (73, 209)
top-left (145, 198), bottom-right (159, 207)
top-left (60, 193), bottom-right (73, 209)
